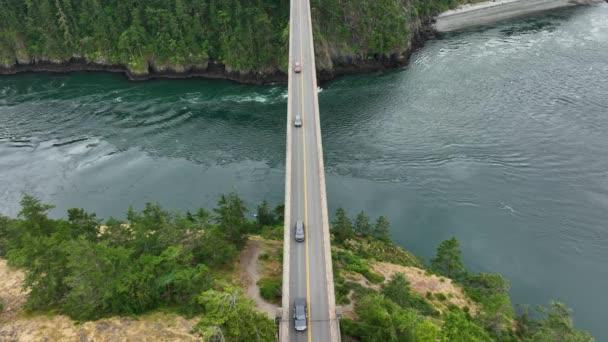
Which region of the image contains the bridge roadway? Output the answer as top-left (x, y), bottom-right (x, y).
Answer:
top-left (279, 0), bottom-right (339, 340)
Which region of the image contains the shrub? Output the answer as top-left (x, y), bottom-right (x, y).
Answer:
top-left (426, 291), bottom-right (433, 299)
top-left (278, 250), bottom-right (283, 263)
top-left (435, 293), bottom-right (447, 301)
top-left (342, 238), bottom-right (423, 267)
top-left (362, 270), bottom-right (385, 284)
top-left (257, 277), bottom-right (282, 304)
top-left (258, 253), bottom-right (269, 261)
top-left (260, 225), bottom-right (283, 241)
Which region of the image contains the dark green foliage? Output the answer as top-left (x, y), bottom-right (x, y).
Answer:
top-left (0, 0), bottom-right (290, 73)
top-left (333, 209), bottom-right (391, 244)
top-left (372, 215), bottom-right (391, 242)
top-left (516, 302), bottom-right (593, 342)
top-left (344, 293), bottom-right (440, 341)
top-left (431, 236), bottom-right (466, 280)
top-left (256, 200), bottom-right (276, 227)
top-left (435, 292), bottom-right (448, 301)
top-left (0, 0), bottom-right (490, 75)
top-left (257, 277), bottom-right (282, 304)
top-left (465, 273), bottom-right (511, 301)
top-left (260, 225), bottom-right (284, 241)
top-left (333, 250), bottom-right (384, 284)
top-left (364, 271), bottom-right (385, 284)
top-left (0, 215), bottom-right (17, 256)
top-left (331, 208), bottom-right (354, 244)
top-left (382, 273), bottom-right (435, 316)
top-left (195, 287), bottom-right (276, 341)
top-left (194, 226), bottom-right (238, 268)
top-left (213, 192), bottom-right (249, 249)
top-left (1, 194), bottom-right (253, 321)
top-left (354, 210), bottom-right (371, 236)
top-left (273, 204), bottom-right (285, 223)
top-left (464, 273), bottom-right (514, 337)
top-left (442, 307), bottom-right (494, 342)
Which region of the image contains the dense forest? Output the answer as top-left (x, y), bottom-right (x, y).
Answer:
top-left (0, 0), bottom-right (482, 79)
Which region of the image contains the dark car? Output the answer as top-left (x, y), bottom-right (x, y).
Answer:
top-left (293, 297), bottom-right (307, 331)
top-left (295, 220), bottom-right (305, 242)
top-left (294, 62), bottom-right (301, 73)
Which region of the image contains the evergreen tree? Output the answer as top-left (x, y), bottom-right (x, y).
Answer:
top-left (213, 192), bottom-right (248, 249)
top-left (196, 287), bottom-right (276, 341)
top-left (430, 237), bottom-right (465, 279)
top-left (353, 210), bottom-right (371, 236)
top-left (274, 204), bottom-right (285, 224)
top-left (256, 200), bottom-right (275, 226)
top-left (331, 208), bottom-right (354, 244)
top-left (372, 215), bottom-right (391, 243)
top-left (67, 208), bottom-right (100, 241)
top-left (518, 302), bottom-right (593, 342)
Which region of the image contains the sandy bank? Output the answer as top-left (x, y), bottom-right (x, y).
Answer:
top-left (435, 0), bottom-right (603, 32)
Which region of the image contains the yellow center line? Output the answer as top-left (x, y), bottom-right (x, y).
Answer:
top-left (299, 0), bottom-right (312, 339)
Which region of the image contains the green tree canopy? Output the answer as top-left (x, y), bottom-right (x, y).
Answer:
top-left (372, 215), bottom-right (391, 243)
top-left (354, 210), bottom-right (371, 236)
top-left (195, 287), bottom-right (276, 341)
top-left (331, 208), bottom-right (354, 244)
top-left (256, 200), bottom-right (276, 227)
top-left (382, 272), bottom-right (434, 316)
top-left (213, 192), bottom-right (248, 249)
top-left (431, 236), bottom-right (466, 279)
top-left (519, 302), bottom-right (594, 342)
top-left (442, 308), bottom-right (494, 342)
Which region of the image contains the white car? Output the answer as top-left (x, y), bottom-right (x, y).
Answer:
top-left (294, 113), bottom-right (302, 127)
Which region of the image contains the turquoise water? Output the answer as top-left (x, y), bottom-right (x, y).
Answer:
top-left (1, 3), bottom-right (607, 338)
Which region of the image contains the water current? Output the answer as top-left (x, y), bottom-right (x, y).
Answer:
top-left (1, 3), bottom-right (607, 339)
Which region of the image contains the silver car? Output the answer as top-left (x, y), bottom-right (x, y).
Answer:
top-left (294, 113), bottom-right (302, 127)
top-left (293, 297), bottom-right (307, 331)
top-left (295, 220), bottom-right (305, 242)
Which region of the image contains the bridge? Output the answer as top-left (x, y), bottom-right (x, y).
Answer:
top-left (278, 0), bottom-right (340, 340)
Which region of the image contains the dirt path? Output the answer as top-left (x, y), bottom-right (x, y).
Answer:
top-left (239, 237), bottom-right (280, 318)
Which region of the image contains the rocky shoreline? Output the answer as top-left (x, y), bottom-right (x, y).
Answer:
top-left (0, 51), bottom-right (425, 85)
top-left (0, 20), bottom-right (433, 85)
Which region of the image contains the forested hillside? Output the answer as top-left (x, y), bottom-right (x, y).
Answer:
top-left (0, 0), bottom-right (481, 81)
top-left (0, 196), bottom-right (593, 341)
